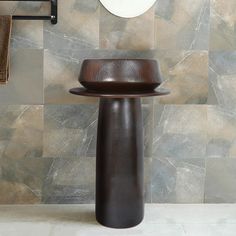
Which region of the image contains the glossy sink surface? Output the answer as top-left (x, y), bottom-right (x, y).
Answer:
top-left (79, 59), bottom-right (162, 93)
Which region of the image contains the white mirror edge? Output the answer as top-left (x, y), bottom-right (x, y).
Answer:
top-left (100, 0), bottom-right (157, 18)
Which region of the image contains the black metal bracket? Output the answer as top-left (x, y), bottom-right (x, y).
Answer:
top-left (50, 0), bottom-right (57, 24)
top-left (2, 0), bottom-right (57, 24)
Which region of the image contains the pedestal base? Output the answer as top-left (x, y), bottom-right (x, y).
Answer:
top-left (69, 87), bottom-right (170, 228)
top-left (96, 98), bottom-right (144, 228)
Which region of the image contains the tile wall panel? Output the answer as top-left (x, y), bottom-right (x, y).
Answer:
top-left (0, 0), bottom-right (235, 203)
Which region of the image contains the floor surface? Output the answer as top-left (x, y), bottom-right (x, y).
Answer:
top-left (0, 204), bottom-right (235, 236)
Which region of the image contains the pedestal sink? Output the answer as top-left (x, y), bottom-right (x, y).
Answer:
top-left (70, 59), bottom-right (169, 228)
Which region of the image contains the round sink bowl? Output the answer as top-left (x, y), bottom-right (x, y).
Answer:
top-left (79, 59), bottom-right (163, 93)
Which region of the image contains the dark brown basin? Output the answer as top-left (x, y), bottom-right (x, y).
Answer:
top-left (79, 59), bottom-right (162, 93)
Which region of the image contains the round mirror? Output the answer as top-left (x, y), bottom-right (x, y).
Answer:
top-left (100, 0), bottom-right (157, 18)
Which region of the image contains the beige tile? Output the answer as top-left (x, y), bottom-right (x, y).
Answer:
top-left (155, 0), bottom-right (210, 50)
top-left (11, 21), bottom-right (43, 49)
top-left (0, 105), bottom-right (43, 159)
top-left (0, 180), bottom-right (40, 204)
top-left (100, 5), bottom-right (155, 50)
top-left (155, 51), bottom-right (209, 104)
top-left (210, 0), bottom-right (236, 50)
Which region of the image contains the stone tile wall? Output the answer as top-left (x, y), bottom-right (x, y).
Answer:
top-left (0, 0), bottom-right (235, 203)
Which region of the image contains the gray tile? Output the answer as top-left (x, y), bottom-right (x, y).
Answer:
top-left (144, 158), bottom-right (152, 203)
top-left (207, 76), bottom-right (218, 104)
top-left (209, 52), bottom-right (236, 75)
top-left (143, 102), bottom-right (154, 158)
top-left (0, 105), bottom-right (43, 159)
top-left (209, 52), bottom-right (236, 111)
top-left (155, 0), bottom-right (210, 50)
top-left (0, 50), bottom-right (43, 105)
top-left (210, 0), bottom-right (236, 50)
top-left (154, 50), bottom-right (209, 104)
top-left (0, 157), bottom-right (53, 204)
top-left (42, 158), bottom-right (96, 204)
top-left (43, 104), bottom-right (98, 158)
top-left (154, 133), bottom-right (207, 159)
top-left (73, 0), bottom-right (99, 12)
top-left (151, 158), bottom-right (205, 203)
top-left (205, 159), bottom-right (236, 203)
top-left (207, 106), bottom-right (236, 158)
top-left (44, 0), bottom-right (99, 59)
top-left (152, 105), bottom-right (207, 159)
top-left (100, 5), bottom-right (155, 50)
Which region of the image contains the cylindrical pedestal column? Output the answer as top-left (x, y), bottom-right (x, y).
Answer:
top-left (96, 98), bottom-right (144, 228)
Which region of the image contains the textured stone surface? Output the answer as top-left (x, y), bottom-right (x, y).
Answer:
top-left (0, 0), bottom-right (235, 204)
top-left (207, 106), bottom-right (236, 158)
top-left (210, 0), bottom-right (236, 50)
top-left (153, 105), bottom-right (207, 159)
top-left (43, 105), bottom-right (98, 158)
top-left (0, 50), bottom-right (43, 105)
top-left (11, 21), bottom-right (43, 49)
top-left (0, 157), bottom-right (52, 204)
top-left (43, 0), bottom-right (100, 104)
top-left (0, 106), bottom-right (43, 159)
top-left (151, 158), bottom-right (205, 203)
top-left (0, 180), bottom-right (40, 204)
top-left (100, 5), bottom-right (155, 50)
top-left (156, 51), bottom-right (209, 104)
top-left (209, 52), bottom-right (236, 110)
top-left (0, 1), bottom-right (44, 49)
top-left (44, 50), bottom-right (98, 104)
top-left (155, 0), bottom-right (210, 50)
top-left (44, 0), bottom-right (99, 57)
top-left (205, 159), bottom-right (236, 203)
top-left (42, 158), bottom-right (96, 203)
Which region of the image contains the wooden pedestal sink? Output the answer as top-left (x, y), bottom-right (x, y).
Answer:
top-left (70, 59), bottom-right (170, 228)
